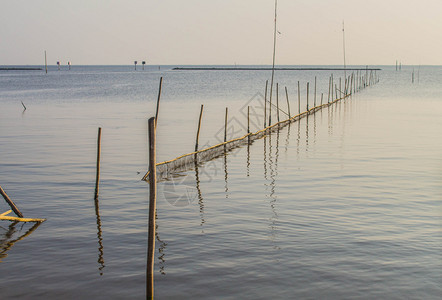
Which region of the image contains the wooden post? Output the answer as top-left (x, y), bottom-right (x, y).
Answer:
top-left (94, 127), bottom-right (102, 200)
top-left (328, 75), bottom-right (331, 104)
top-left (331, 74), bottom-right (334, 101)
top-left (297, 81), bottom-right (301, 114)
top-left (0, 185), bottom-right (24, 218)
top-left (155, 77), bottom-right (163, 126)
top-left (195, 105), bottom-right (204, 152)
top-left (314, 76), bottom-right (317, 108)
top-left (147, 117), bottom-right (156, 300)
top-left (224, 107), bottom-right (228, 142)
top-left (339, 77), bottom-right (342, 99)
top-left (321, 93), bottom-right (323, 105)
top-left (276, 83), bottom-right (280, 122)
top-left (306, 82), bottom-right (309, 111)
top-left (264, 80), bottom-right (268, 128)
top-left (285, 86), bottom-right (291, 118)
top-left (247, 106), bottom-right (250, 134)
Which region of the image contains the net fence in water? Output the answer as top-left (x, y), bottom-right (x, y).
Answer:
top-left (142, 96), bottom-right (346, 182)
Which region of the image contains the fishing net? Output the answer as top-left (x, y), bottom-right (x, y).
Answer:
top-left (142, 96), bottom-right (350, 182)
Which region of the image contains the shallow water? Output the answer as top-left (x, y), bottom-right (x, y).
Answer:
top-left (0, 65), bottom-right (441, 299)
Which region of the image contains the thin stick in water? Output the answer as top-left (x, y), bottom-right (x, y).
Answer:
top-left (195, 105), bottom-right (204, 152)
top-left (146, 117), bottom-right (157, 300)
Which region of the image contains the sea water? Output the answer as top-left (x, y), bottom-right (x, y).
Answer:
top-left (0, 65), bottom-right (441, 299)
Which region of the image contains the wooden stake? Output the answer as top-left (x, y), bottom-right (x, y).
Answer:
top-left (321, 93), bottom-right (323, 105)
top-left (276, 83), bottom-right (280, 122)
top-left (297, 81), bottom-right (301, 114)
top-left (306, 82), bottom-right (309, 111)
top-left (328, 75), bottom-right (331, 104)
top-left (264, 80), bottom-right (268, 128)
top-left (147, 117), bottom-right (156, 300)
top-left (195, 105), bottom-right (204, 152)
top-left (314, 76), bottom-right (317, 107)
top-left (285, 86), bottom-right (291, 118)
top-left (0, 185), bottom-right (24, 218)
top-left (224, 107), bottom-right (228, 142)
top-left (155, 77), bottom-right (163, 126)
top-left (94, 127), bottom-right (102, 200)
top-left (247, 106), bottom-right (250, 134)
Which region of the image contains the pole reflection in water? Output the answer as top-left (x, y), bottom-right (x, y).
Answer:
top-left (155, 216), bottom-right (167, 276)
top-left (193, 154), bottom-right (205, 230)
top-left (94, 195), bottom-right (105, 275)
top-left (223, 146), bottom-right (229, 198)
top-left (305, 114), bottom-right (310, 154)
top-left (0, 221), bottom-right (42, 262)
top-left (247, 138), bottom-right (251, 177)
top-left (284, 123), bottom-right (291, 154)
top-left (296, 121), bottom-right (301, 157)
top-left (267, 128), bottom-right (280, 250)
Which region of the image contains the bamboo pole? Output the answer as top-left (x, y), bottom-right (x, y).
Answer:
top-left (314, 76), bottom-right (317, 107)
top-left (264, 80), bottom-right (268, 128)
top-left (331, 74), bottom-right (334, 101)
top-left (339, 77), bottom-right (342, 99)
top-left (147, 117), bottom-right (157, 300)
top-left (269, 0), bottom-right (278, 127)
top-left (195, 105), bottom-right (204, 152)
top-left (224, 107), bottom-right (228, 142)
top-left (306, 82), bottom-right (309, 111)
top-left (155, 77), bottom-right (163, 126)
top-left (328, 76), bottom-right (331, 104)
top-left (276, 83), bottom-right (280, 122)
top-left (247, 106), bottom-right (250, 134)
top-left (94, 127), bottom-right (102, 200)
top-left (321, 93), bottom-right (323, 105)
top-left (0, 210), bottom-right (45, 222)
top-left (0, 185), bottom-right (24, 218)
top-left (297, 81), bottom-right (301, 114)
top-left (285, 86), bottom-right (291, 118)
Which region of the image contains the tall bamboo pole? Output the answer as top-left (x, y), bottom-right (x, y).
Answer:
top-left (146, 117), bottom-right (156, 300)
top-left (264, 80), bottom-right (268, 128)
top-left (269, 0), bottom-right (278, 127)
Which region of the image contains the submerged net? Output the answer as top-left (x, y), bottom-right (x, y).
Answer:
top-left (143, 95), bottom-right (349, 182)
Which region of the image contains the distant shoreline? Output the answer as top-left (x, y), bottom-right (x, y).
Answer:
top-left (0, 67), bottom-right (42, 71)
top-left (173, 67), bottom-right (382, 71)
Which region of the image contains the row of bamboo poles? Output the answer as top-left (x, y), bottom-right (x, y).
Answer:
top-left (144, 69), bottom-right (379, 299)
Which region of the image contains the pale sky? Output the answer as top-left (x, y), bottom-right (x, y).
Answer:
top-left (1, 0), bottom-right (441, 65)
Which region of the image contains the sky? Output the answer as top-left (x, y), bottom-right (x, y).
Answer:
top-left (1, 0), bottom-right (441, 66)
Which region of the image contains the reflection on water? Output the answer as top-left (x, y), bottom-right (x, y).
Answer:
top-left (194, 154), bottom-right (205, 230)
top-left (94, 195), bottom-right (105, 275)
top-left (155, 220), bottom-right (167, 276)
top-left (0, 221), bottom-right (42, 262)
top-left (267, 128), bottom-right (280, 250)
top-left (223, 146), bottom-right (229, 198)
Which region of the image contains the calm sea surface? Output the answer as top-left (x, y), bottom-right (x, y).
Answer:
top-left (0, 65), bottom-right (441, 299)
